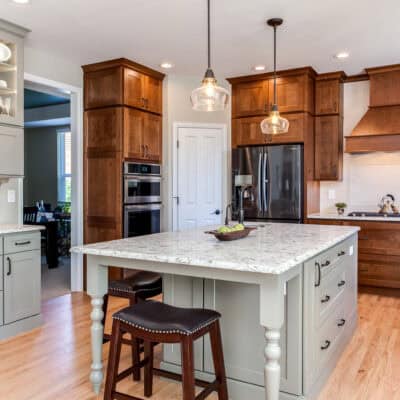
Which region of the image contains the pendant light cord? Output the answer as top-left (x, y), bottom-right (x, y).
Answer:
top-left (273, 25), bottom-right (277, 105)
top-left (207, 0), bottom-right (211, 69)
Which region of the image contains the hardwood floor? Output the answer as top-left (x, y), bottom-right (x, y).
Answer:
top-left (0, 289), bottom-right (399, 400)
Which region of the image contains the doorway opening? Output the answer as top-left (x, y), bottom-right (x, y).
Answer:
top-left (23, 73), bottom-right (83, 298)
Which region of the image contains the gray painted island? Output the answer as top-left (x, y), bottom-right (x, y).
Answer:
top-left (72, 222), bottom-right (359, 400)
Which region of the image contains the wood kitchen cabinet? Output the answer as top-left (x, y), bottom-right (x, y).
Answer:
top-left (232, 80), bottom-right (269, 118)
top-left (84, 58), bottom-right (164, 115)
top-left (306, 219), bottom-right (400, 289)
top-left (315, 79), bottom-right (342, 115)
top-left (314, 115), bottom-right (343, 180)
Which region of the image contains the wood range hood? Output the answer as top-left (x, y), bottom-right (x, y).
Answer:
top-left (345, 64), bottom-right (400, 153)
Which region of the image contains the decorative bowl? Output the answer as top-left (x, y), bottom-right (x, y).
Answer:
top-left (205, 226), bottom-right (257, 241)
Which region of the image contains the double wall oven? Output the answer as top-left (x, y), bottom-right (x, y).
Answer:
top-left (123, 162), bottom-right (162, 238)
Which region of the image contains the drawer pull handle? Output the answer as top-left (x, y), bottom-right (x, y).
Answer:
top-left (321, 295), bottom-right (331, 303)
top-left (338, 250), bottom-right (346, 256)
top-left (6, 256), bottom-right (12, 276)
top-left (321, 340), bottom-right (331, 350)
top-left (315, 262), bottom-right (321, 287)
top-left (338, 280), bottom-right (346, 287)
top-left (337, 319), bottom-right (346, 327)
top-left (15, 240), bottom-right (31, 246)
top-left (321, 260), bottom-right (331, 267)
top-left (359, 236), bottom-right (369, 240)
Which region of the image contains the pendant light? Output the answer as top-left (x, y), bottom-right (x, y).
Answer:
top-left (260, 18), bottom-right (289, 135)
top-left (190, 0), bottom-right (229, 112)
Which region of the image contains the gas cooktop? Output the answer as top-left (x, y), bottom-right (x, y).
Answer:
top-left (348, 211), bottom-right (400, 218)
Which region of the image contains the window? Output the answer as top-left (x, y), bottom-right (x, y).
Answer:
top-left (57, 128), bottom-right (72, 203)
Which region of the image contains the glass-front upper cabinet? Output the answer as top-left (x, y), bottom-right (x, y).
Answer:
top-left (0, 20), bottom-right (29, 127)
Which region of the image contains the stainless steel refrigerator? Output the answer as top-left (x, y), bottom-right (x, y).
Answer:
top-left (232, 144), bottom-right (303, 223)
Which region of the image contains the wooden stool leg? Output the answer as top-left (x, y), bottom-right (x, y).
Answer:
top-left (209, 321), bottom-right (229, 400)
top-left (144, 341), bottom-right (154, 397)
top-left (129, 297), bottom-right (141, 382)
top-left (104, 319), bottom-right (123, 400)
top-left (181, 336), bottom-right (196, 400)
top-left (102, 294), bottom-right (109, 333)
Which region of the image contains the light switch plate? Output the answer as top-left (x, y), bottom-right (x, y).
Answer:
top-left (7, 190), bottom-right (16, 203)
top-left (349, 245), bottom-right (354, 256)
top-left (328, 189), bottom-right (336, 200)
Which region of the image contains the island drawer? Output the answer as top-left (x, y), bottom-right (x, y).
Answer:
top-left (316, 239), bottom-right (352, 279)
top-left (4, 232), bottom-right (40, 254)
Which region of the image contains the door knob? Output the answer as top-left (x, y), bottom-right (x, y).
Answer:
top-left (212, 209), bottom-right (221, 215)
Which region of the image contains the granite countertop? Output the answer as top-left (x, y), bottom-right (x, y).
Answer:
top-left (308, 213), bottom-right (400, 223)
top-left (0, 224), bottom-right (44, 235)
top-left (71, 223), bottom-right (359, 275)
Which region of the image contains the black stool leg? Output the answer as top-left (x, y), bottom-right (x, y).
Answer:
top-left (129, 297), bottom-right (141, 381)
top-left (144, 341), bottom-right (154, 397)
top-left (102, 294), bottom-right (110, 344)
top-left (209, 321), bottom-right (229, 400)
top-left (181, 336), bottom-right (196, 400)
top-left (104, 319), bottom-right (123, 400)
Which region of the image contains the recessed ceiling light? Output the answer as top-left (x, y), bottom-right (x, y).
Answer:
top-left (11, 0), bottom-right (31, 4)
top-left (253, 65), bottom-right (266, 71)
top-left (160, 62), bottom-right (174, 69)
top-left (334, 52), bottom-right (349, 59)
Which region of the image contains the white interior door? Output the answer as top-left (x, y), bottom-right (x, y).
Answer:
top-left (175, 125), bottom-right (225, 231)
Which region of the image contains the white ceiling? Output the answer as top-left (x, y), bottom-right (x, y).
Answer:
top-left (1, 0), bottom-right (400, 79)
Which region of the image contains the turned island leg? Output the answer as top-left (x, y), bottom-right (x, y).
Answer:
top-left (87, 256), bottom-right (109, 394)
top-left (259, 277), bottom-right (285, 400)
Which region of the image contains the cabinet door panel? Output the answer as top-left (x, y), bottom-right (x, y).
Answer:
top-left (143, 113), bottom-right (162, 162)
top-left (315, 115), bottom-right (343, 180)
top-left (124, 108), bottom-right (145, 160)
top-left (124, 68), bottom-right (146, 110)
top-left (84, 67), bottom-right (123, 109)
top-left (0, 125), bottom-right (23, 176)
top-left (145, 76), bottom-right (162, 114)
top-left (264, 113), bottom-right (306, 144)
top-left (84, 108), bottom-right (123, 153)
top-left (4, 250), bottom-right (41, 324)
top-left (232, 80), bottom-right (268, 117)
top-left (269, 76), bottom-right (306, 113)
top-left (162, 274), bottom-right (204, 371)
top-left (315, 80), bottom-right (340, 115)
top-left (203, 278), bottom-right (302, 395)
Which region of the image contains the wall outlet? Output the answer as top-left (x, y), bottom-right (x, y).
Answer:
top-left (328, 189), bottom-right (336, 200)
top-left (7, 190), bottom-right (16, 203)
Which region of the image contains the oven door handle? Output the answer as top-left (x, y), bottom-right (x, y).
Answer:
top-left (124, 176), bottom-right (162, 182)
top-left (124, 204), bottom-right (162, 211)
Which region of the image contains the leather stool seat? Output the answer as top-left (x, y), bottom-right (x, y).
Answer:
top-left (109, 270), bottom-right (162, 294)
top-left (114, 300), bottom-right (221, 336)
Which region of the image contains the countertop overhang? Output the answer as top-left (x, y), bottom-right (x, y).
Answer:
top-left (72, 223), bottom-right (359, 275)
top-left (0, 224), bottom-right (45, 235)
top-left (308, 213), bottom-right (400, 223)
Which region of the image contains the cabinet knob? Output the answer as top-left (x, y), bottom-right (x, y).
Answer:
top-left (338, 250), bottom-right (346, 257)
top-left (321, 260), bottom-right (331, 267)
top-left (338, 280), bottom-right (346, 287)
top-left (337, 318), bottom-right (346, 327)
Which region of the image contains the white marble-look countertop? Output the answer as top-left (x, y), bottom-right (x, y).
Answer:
top-left (71, 223), bottom-right (359, 275)
top-left (308, 213), bottom-right (400, 223)
top-left (0, 224), bottom-right (44, 235)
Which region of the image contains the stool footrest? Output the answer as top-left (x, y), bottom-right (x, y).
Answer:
top-left (153, 368), bottom-right (217, 391)
top-left (113, 391), bottom-right (143, 400)
top-left (195, 380), bottom-right (220, 400)
top-left (116, 358), bottom-right (150, 383)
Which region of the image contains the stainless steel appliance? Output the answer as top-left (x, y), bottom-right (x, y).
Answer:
top-left (232, 144), bottom-right (303, 223)
top-left (123, 162), bottom-right (162, 238)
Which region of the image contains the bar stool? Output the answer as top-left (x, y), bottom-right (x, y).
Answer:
top-left (104, 300), bottom-right (229, 400)
top-left (102, 270), bottom-right (162, 381)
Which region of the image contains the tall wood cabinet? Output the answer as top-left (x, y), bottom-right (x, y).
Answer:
top-left (314, 72), bottom-right (345, 181)
top-left (83, 59), bottom-right (164, 280)
top-left (227, 67), bottom-right (319, 217)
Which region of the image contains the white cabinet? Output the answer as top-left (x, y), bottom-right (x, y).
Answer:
top-left (4, 250), bottom-right (41, 324)
top-left (0, 124), bottom-right (23, 176)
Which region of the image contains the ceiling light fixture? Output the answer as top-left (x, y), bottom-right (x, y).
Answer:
top-left (253, 65), bottom-right (266, 71)
top-left (11, 0), bottom-right (31, 4)
top-left (190, 0), bottom-right (229, 112)
top-left (260, 18), bottom-right (289, 135)
top-left (160, 62), bottom-right (174, 69)
top-left (334, 52), bottom-right (349, 59)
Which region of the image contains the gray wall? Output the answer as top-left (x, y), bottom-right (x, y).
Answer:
top-left (24, 125), bottom-right (69, 208)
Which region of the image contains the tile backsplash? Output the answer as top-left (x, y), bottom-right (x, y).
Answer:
top-left (320, 80), bottom-right (400, 213)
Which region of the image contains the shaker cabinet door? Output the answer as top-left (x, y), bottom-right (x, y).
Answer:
top-left (0, 125), bottom-right (23, 176)
top-left (124, 108), bottom-right (145, 160)
top-left (232, 80), bottom-right (269, 118)
top-left (145, 76), bottom-right (163, 114)
top-left (4, 250), bottom-right (41, 325)
top-left (143, 113), bottom-right (162, 162)
top-left (124, 68), bottom-right (147, 110)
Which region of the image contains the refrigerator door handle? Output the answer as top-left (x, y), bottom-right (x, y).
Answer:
top-left (263, 151), bottom-right (268, 214)
top-left (258, 151), bottom-right (263, 212)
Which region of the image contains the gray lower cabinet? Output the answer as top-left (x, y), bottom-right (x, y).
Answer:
top-left (4, 250), bottom-right (41, 324)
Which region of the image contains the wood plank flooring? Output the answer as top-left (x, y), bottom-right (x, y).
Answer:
top-left (0, 289), bottom-right (399, 400)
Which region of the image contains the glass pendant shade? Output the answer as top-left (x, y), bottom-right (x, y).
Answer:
top-left (260, 105), bottom-right (289, 135)
top-left (191, 70), bottom-right (229, 112)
